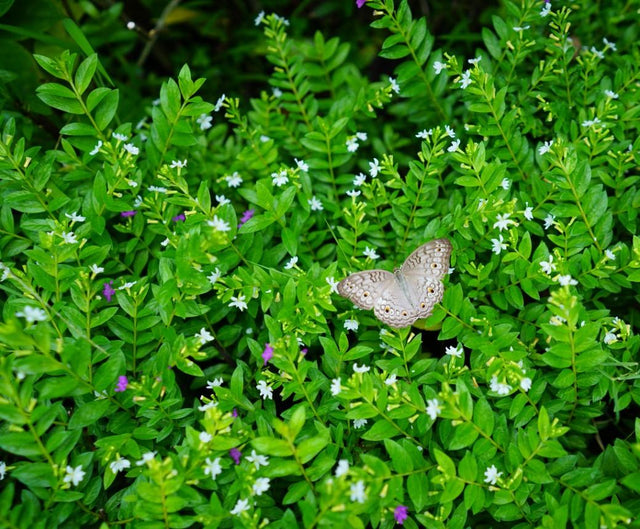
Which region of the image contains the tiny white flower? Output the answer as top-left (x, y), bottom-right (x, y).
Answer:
top-left (603, 331), bottom-right (618, 345)
top-left (433, 61), bottom-right (448, 74)
top-left (346, 189), bottom-right (361, 198)
top-left (543, 213), bottom-right (556, 230)
top-left (447, 139), bottom-right (461, 152)
top-left (353, 419), bottom-right (368, 429)
top-left (90, 140), bottom-right (102, 155)
top-left (230, 498), bottom-right (250, 515)
top-left (540, 2), bottom-right (551, 17)
top-left (256, 380), bottom-right (273, 400)
top-left (353, 363), bottom-right (370, 373)
top-left (491, 235), bottom-right (508, 255)
top-left (493, 213), bottom-right (516, 232)
top-left (225, 172), bottom-right (243, 188)
top-left (549, 315), bottom-right (567, 326)
top-left (271, 170), bottom-right (289, 187)
top-left (109, 456), bottom-right (131, 474)
top-left (216, 195), bottom-right (230, 206)
top-left (252, 477), bottom-right (271, 496)
top-left (602, 37), bottom-right (616, 51)
top-left (63, 465), bottom-right (85, 486)
top-left (246, 450), bottom-right (269, 470)
top-left (208, 215), bottom-right (231, 232)
top-left (344, 319), bottom-right (359, 331)
top-left (197, 114), bottom-right (213, 130)
top-left (214, 94), bottom-right (226, 112)
top-left (484, 464), bottom-right (502, 485)
top-left (388, 76), bottom-right (400, 94)
top-left (489, 375), bottom-right (512, 395)
top-left (604, 90), bottom-right (619, 99)
top-left (148, 185), bottom-right (167, 193)
top-left (123, 143), bottom-right (139, 155)
top-left (520, 377), bottom-right (532, 392)
top-left (198, 401), bottom-right (217, 412)
top-left (196, 328), bottom-right (214, 345)
top-left (112, 133), bottom-right (128, 141)
top-left (326, 276), bottom-right (339, 294)
top-left (416, 128), bottom-right (433, 139)
top-left (426, 398), bottom-right (442, 420)
top-left (273, 14), bottom-right (289, 25)
top-left (229, 295), bottom-right (248, 311)
top-left (444, 344), bottom-right (463, 358)
top-left (369, 158), bottom-right (380, 177)
top-left (445, 125), bottom-right (456, 138)
top-left (468, 56), bottom-right (482, 65)
top-left (0, 461), bottom-right (6, 480)
top-left (513, 25), bottom-right (530, 31)
top-left (136, 452), bottom-right (157, 466)
top-left (308, 196), bottom-right (323, 211)
top-left (500, 178), bottom-right (510, 190)
top-left (170, 159), bottom-right (187, 168)
top-left (255, 10), bottom-right (265, 25)
top-left (363, 247), bottom-right (379, 260)
top-left (556, 274), bottom-right (578, 286)
top-left (350, 480), bottom-right (367, 503)
top-left (540, 255), bottom-right (556, 275)
top-left (581, 116), bottom-right (601, 128)
top-left (207, 268), bottom-right (222, 285)
top-left (284, 256), bottom-right (298, 270)
top-left (346, 137), bottom-right (359, 152)
top-left (335, 459), bottom-right (350, 477)
top-left (459, 70), bottom-right (472, 89)
top-left (16, 306), bottom-right (47, 323)
top-left (89, 264), bottom-right (104, 275)
top-left (207, 378), bottom-right (224, 389)
top-left (330, 378), bottom-right (342, 396)
top-left (605, 249), bottom-right (615, 260)
top-left (199, 431), bottom-right (212, 443)
top-left (272, 87), bottom-right (282, 98)
top-left (295, 158), bottom-right (309, 172)
top-left (353, 173), bottom-right (367, 186)
top-left (203, 457), bottom-right (222, 479)
top-left (134, 195), bottom-right (143, 207)
top-left (523, 204), bottom-right (534, 220)
top-left (356, 132), bottom-right (368, 141)
top-left (590, 47), bottom-right (604, 59)
top-left (61, 231), bottom-right (77, 244)
top-left (118, 281), bottom-right (137, 290)
top-left (384, 373), bottom-right (397, 385)
top-left (538, 140), bottom-right (554, 155)
top-left (127, 179), bottom-right (138, 188)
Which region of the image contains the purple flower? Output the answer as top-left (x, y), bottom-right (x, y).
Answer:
top-left (172, 213), bottom-right (185, 222)
top-left (301, 348), bottom-right (308, 355)
top-left (115, 375), bottom-right (128, 392)
top-left (238, 209), bottom-right (255, 228)
top-left (262, 343), bottom-right (274, 365)
top-left (121, 210), bottom-right (136, 217)
top-left (103, 281), bottom-right (115, 302)
top-left (230, 447), bottom-right (242, 465)
top-left (394, 505), bottom-right (408, 525)
top-left (232, 408), bottom-right (238, 418)
top-left (356, 0), bottom-right (366, 7)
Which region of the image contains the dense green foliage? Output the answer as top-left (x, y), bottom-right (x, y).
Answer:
top-left (1, 0), bottom-right (640, 528)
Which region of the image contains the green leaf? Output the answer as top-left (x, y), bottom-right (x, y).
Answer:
top-left (36, 83), bottom-right (83, 114)
top-left (74, 53), bottom-right (98, 95)
top-left (407, 472), bottom-right (428, 510)
top-left (384, 439), bottom-right (413, 473)
top-left (94, 89), bottom-right (119, 130)
top-left (68, 399), bottom-right (111, 429)
top-left (251, 437), bottom-right (293, 457)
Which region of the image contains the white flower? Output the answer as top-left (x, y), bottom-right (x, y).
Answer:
top-left (63, 465), bottom-right (85, 486)
top-left (61, 231), bottom-right (77, 244)
top-left (135, 452), bottom-right (156, 466)
top-left (197, 114), bottom-right (213, 130)
top-left (385, 374), bottom-right (397, 385)
top-left (170, 159), bottom-right (187, 168)
top-left (491, 235), bottom-right (507, 255)
top-left (484, 464), bottom-right (502, 485)
top-left (426, 398), bottom-right (442, 420)
top-left (225, 172), bottom-right (243, 187)
top-left (109, 456), bottom-right (131, 474)
top-left (447, 139), bottom-right (461, 152)
top-left (203, 457), bottom-right (222, 479)
top-left (513, 25), bottom-right (530, 31)
top-left (363, 246), bottom-right (379, 260)
top-left (356, 132), bottom-right (368, 141)
top-left (90, 140), bottom-right (102, 155)
top-left (523, 203), bottom-right (534, 220)
top-left (346, 137), bottom-right (359, 152)
top-left (350, 480), bottom-right (367, 503)
top-left (246, 450), bottom-right (269, 470)
top-left (254, 10), bottom-right (265, 25)
top-left (540, 255), bottom-right (556, 275)
top-left (540, 2), bottom-right (551, 16)
top-left (335, 459), bottom-right (349, 477)
top-left (230, 498), bottom-right (250, 515)
top-left (216, 195), bottom-right (230, 205)
top-left (326, 276), bottom-right (339, 294)
top-left (445, 125), bottom-right (456, 138)
top-left (603, 37), bottom-right (616, 51)
top-left (0, 461), bottom-right (5, 480)
top-left (196, 328), bottom-right (214, 345)
top-left (346, 189), bottom-right (361, 198)
top-left (459, 70), bottom-right (472, 89)
top-left (603, 331), bottom-right (618, 345)
top-left (207, 378), bottom-right (224, 389)
top-left (271, 170), bottom-right (289, 187)
top-left (556, 274), bottom-right (578, 286)
top-left (468, 57), bottom-right (482, 65)
top-left (416, 128), bottom-right (433, 139)
top-left (444, 344), bottom-right (463, 357)
top-left (133, 195), bottom-right (143, 207)
top-left (605, 249), bottom-right (615, 260)
top-left (89, 264), bottom-right (104, 275)
top-left (538, 140), bottom-right (554, 155)
top-left (353, 419), bottom-right (368, 429)
top-left (369, 158), bottom-right (380, 177)
top-left (252, 477), bottom-right (271, 496)
top-left (65, 211), bottom-right (86, 223)
top-left (344, 319), bottom-right (359, 331)
top-left (353, 363), bottom-right (370, 373)
top-left (433, 61), bottom-right (448, 74)
top-left (199, 431), bottom-right (212, 443)
top-left (353, 173), bottom-right (367, 186)
top-left (214, 94), bottom-right (226, 112)
top-left (478, 198), bottom-right (487, 210)
top-left (198, 401), bottom-right (217, 412)
top-left (284, 256), bottom-right (298, 270)
top-left (229, 295), bottom-right (248, 311)
top-left (520, 377), bottom-right (532, 392)
top-left (123, 143), bottom-right (139, 155)
top-left (590, 47), bottom-right (604, 59)
top-left (493, 213), bottom-right (516, 232)
top-left (543, 214), bottom-right (556, 230)
top-left (489, 376), bottom-right (512, 395)
top-left (208, 215), bottom-right (231, 232)
top-left (500, 178), bottom-right (510, 190)
top-left (118, 281), bottom-right (137, 290)
top-left (256, 380), bottom-right (273, 400)
top-left (308, 196), bottom-right (323, 211)
top-left (295, 158), bottom-right (309, 172)
top-left (127, 179), bottom-right (138, 188)
top-left (112, 132), bottom-right (128, 141)
top-left (148, 185), bottom-right (167, 193)
top-left (272, 87), bottom-right (282, 98)
top-left (549, 315), bottom-right (567, 326)
top-left (207, 268), bottom-right (222, 285)
top-left (388, 76), bottom-right (400, 94)
top-left (604, 89), bottom-right (619, 99)
top-left (581, 116), bottom-right (601, 128)
top-left (16, 306), bottom-right (47, 323)
top-left (330, 378), bottom-right (342, 396)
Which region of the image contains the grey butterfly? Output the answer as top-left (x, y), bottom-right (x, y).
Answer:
top-left (337, 239), bottom-right (452, 328)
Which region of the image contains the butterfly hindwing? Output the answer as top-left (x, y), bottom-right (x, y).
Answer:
top-left (337, 270), bottom-right (394, 310)
top-left (373, 281), bottom-right (419, 328)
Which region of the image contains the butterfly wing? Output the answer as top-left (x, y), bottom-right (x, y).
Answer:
top-left (373, 279), bottom-right (420, 328)
top-left (337, 270), bottom-right (394, 310)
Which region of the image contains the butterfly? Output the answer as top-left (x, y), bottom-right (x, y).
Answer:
top-left (337, 239), bottom-right (452, 328)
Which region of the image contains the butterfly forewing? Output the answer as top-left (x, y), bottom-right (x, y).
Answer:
top-left (337, 270), bottom-right (394, 310)
top-left (401, 238), bottom-right (452, 281)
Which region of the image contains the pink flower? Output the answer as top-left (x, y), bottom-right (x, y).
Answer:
top-left (172, 213), bottom-right (185, 222)
top-left (238, 209), bottom-right (255, 227)
top-left (115, 375), bottom-right (128, 392)
top-left (356, 0), bottom-right (366, 7)
top-left (121, 210), bottom-right (136, 217)
top-left (262, 343), bottom-right (274, 365)
top-left (103, 281), bottom-right (115, 302)
top-left (394, 505), bottom-right (408, 524)
top-left (230, 448), bottom-right (242, 465)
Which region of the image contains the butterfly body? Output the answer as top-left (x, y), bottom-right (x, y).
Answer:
top-left (337, 239), bottom-right (452, 328)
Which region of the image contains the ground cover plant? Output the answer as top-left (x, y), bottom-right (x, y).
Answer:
top-left (1, 0), bottom-right (640, 527)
